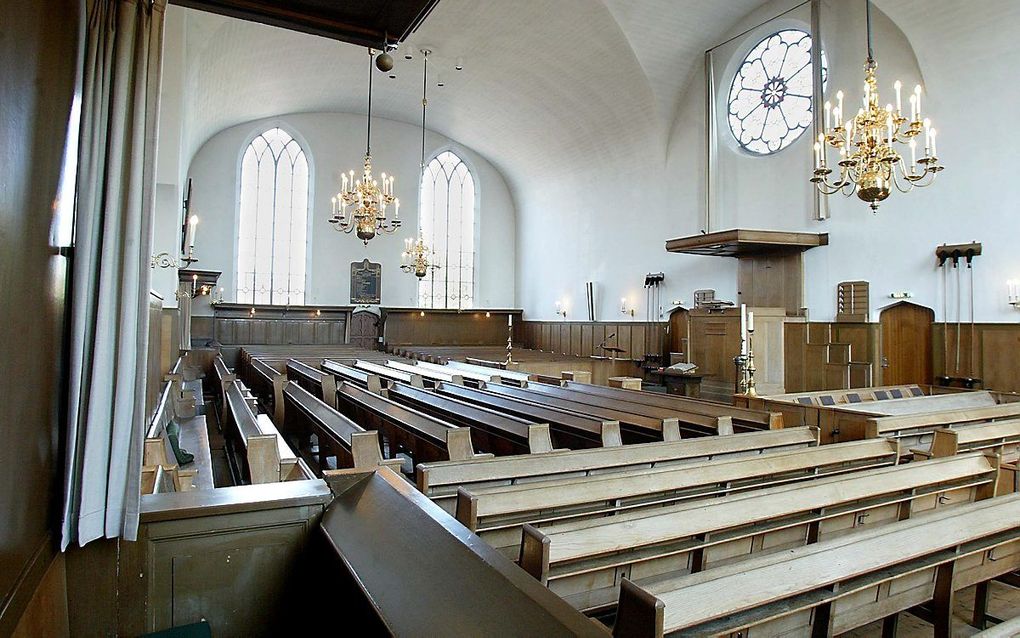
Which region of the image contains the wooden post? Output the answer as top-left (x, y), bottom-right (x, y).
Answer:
top-left (932, 560), bottom-right (957, 638)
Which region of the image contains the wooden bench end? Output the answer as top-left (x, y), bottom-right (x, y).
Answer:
top-left (613, 578), bottom-right (664, 638)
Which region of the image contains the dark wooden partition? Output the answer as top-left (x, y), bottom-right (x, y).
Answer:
top-left (203, 304), bottom-right (353, 346)
top-left (382, 308), bottom-right (521, 346)
top-left (518, 321), bottom-right (668, 360)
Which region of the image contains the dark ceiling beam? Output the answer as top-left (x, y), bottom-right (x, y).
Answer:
top-left (170, 0), bottom-right (441, 49)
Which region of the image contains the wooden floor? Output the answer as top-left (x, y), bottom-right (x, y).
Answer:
top-left (841, 582), bottom-right (1018, 636)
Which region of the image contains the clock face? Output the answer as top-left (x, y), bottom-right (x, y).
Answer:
top-left (727, 29), bottom-right (826, 155)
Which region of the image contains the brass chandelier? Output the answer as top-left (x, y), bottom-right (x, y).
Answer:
top-left (401, 49), bottom-right (439, 279)
top-left (811, 0), bottom-right (943, 212)
top-left (330, 49), bottom-right (401, 244)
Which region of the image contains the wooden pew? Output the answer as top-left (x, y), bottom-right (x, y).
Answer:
top-left (611, 493), bottom-right (1020, 638)
top-left (447, 359), bottom-right (531, 385)
top-left (518, 382), bottom-right (733, 436)
top-left (249, 357), bottom-right (287, 426)
top-left (383, 382), bottom-right (557, 455)
top-left (521, 452), bottom-right (1000, 612)
top-left (480, 382), bottom-right (685, 441)
top-left (561, 380), bottom-right (782, 431)
top-left (436, 381), bottom-right (625, 448)
top-left (223, 379), bottom-right (310, 484)
top-left (281, 381), bottom-right (402, 474)
top-left (318, 467), bottom-right (610, 637)
top-left (143, 379), bottom-right (199, 492)
top-left (213, 355), bottom-right (235, 420)
top-left (929, 419), bottom-right (1020, 493)
top-left (416, 359), bottom-right (502, 384)
top-left (859, 403), bottom-right (1020, 450)
top-left (354, 359), bottom-right (425, 388)
top-left (454, 438), bottom-right (898, 556)
top-left (320, 358), bottom-right (385, 393)
top-left (285, 359), bottom-right (338, 408)
top-left (838, 389), bottom-right (1000, 415)
top-left (416, 426), bottom-right (820, 515)
top-left (335, 381), bottom-right (489, 465)
top-left (386, 359), bottom-right (466, 386)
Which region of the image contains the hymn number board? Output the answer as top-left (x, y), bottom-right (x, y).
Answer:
top-left (350, 259), bottom-right (382, 304)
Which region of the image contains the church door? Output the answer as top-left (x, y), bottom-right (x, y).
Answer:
top-left (879, 302), bottom-right (933, 385)
top-left (350, 311), bottom-right (380, 350)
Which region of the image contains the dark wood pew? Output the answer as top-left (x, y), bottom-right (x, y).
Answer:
top-left (455, 439), bottom-right (899, 557)
top-left (436, 381), bottom-right (625, 448)
top-left (285, 359), bottom-right (338, 408)
top-left (560, 380), bottom-right (782, 430)
top-left (383, 382), bottom-right (555, 455)
top-left (318, 467), bottom-right (610, 637)
top-left (417, 427), bottom-right (820, 515)
top-left (320, 358), bottom-right (385, 393)
top-left (223, 379), bottom-right (311, 484)
top-left (249, 357), bottom-right (286, 425)
top-left (515, 381), bottom-right (734, 436)
top-left (521, 452), bottom-right (1000, 613)
top-left (281, 381), bottom-right (401, 474)
top-left (611, 493), bottom-right (1020, 638)
top-left (479, 382), bottom-right (683, 440)
top-left (335, 381), bottom-right (488, 465)
top-left (213, 355), bottom-right (235, 421)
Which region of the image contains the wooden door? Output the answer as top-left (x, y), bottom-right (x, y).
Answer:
top-left (349, 311), bottom-right (380, 350)
top-left (879, 302), bottom-right (933, 385)
top-left (667, 308), bottom-right (690, 361)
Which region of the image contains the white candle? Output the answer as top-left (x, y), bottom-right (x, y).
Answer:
top-left (930, 128), bottom-right (937, 157)
top-left (836, 91), bottom-right (844, 124)
top-left (813, 142), bottom-right (821, 168)
top-left (508, 314), bottom-right (513, 328)
top-left (381, 173), bottom-right (387, 195)
top-left (887, 115), bottom-right (894, 145)
top-left (747, 311), bottom-right (754, 332)
top-left (394, 198), bottom-right (400, 218)
top-left (894, 80), bottom-right (902, 114)
top-left (740, 304), bottom-right (748, 355)
top-left (187, 216), bottom-right (198, 248)
top-left (192, 274), bottom-right (197, 296)
top-left (909, 138), bottom-right (917, 170)
top-left (824, 101), bottom-right (831, 130)
top-left (914, 85), bottom-right (922, 120)
top-left (909, 93), bottom-right (917, 122)
top-left (923, 118), bottom-right (932, 154)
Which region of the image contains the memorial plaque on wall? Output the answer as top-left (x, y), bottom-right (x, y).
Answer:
top-left (350, 259), bottom-right (382, 304)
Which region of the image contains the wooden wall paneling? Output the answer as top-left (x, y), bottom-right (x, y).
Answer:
top-left (631, 324), bottom-right (647, 358)
top-left (570, 324), bottom-right (582, 357)
top-left (784, 322), bottom-right (807, 393)
top-left (12, 551), bottom-right (68, 638)
top-left (979, 327), bottom-right (1019, 392)
top-left (147, 294), bottom-right (164, 419)
top-left (616, 324), bottom-right (632, 359)
top-left (581, 324), bottom-right (593, 357)
top-left (737, 254), bottom-right (803, 314)
top-left (591, 324), bottom-right (606, 358)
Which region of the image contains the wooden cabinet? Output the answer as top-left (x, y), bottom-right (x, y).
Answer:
top-left (689, 307), bottom-right (789, 400)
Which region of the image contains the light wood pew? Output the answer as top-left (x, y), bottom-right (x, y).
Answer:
top-left (480, 382), bottom-right (684, 441)
top-left (249, 357), bottom-right (287, 426)
top-left (335, 381), bottom-right (489, 465)
top-left (416, 427), bottom-right (820, 515)
top-left (611, 493), bottom-right (1020, 638)
top-left (320, 358), bottom-right (385, 394)
top-left (447, 359), bottom-right (531, 385)
top-left (561, 380), bottom-right (782, 431)
top-left (857, 403), bottom-right (1020, 450)
top-left (521, 452), bottom-right (1000, 612)
top-left (141, 463), bottom-right (183, 495)
top-left (416, 359), bottom-right (502, 384)
top-left (354, 359), bottom-right (426, 388)
top-left (223, 379), bottom-right (310, 484)
top-left (519, 381), bottom-right (734, 436)
top-left (837, 390), bottom-right (999, 415)
top-left (318, 467), bottom-right (610, 637)
top-left (455, 439), bottom-right (899, 557)
top-left (436, 381), bottom-right (625, 448)
top-left (751, 384), bottom-right (927, 407)
top-left (285, 359), bottom-right (338, 408)
top-left (973, 614), bottom-right (1020, 638)
top-left (213, 355), bottom-right (235, 420)
top-left (386, 359), bottom-right (466, 386)
top-left (929, 419), bottom-right (1020, 493)
top-left (281, 381), bottom-right (402, 474)
top-left (383, 381), bottom-right (557, 455)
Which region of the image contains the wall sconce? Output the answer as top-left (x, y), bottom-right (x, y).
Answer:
top-left (314, 309), bottom-right (322, 317)
top-left (555, 300), bottom-right (567, 318)
top-left (620, 297), bottom-right (634, 316)
top-left (152, 216), bottom-right (199, 269)
top-left (420, 310), bottom-right (425, 317)
top-left (249, 307), bottom-right (256, 316)
top-left (1009, 280), bottom-right (1020, 308)
top-left (485, 311), bottom-right (491, 318)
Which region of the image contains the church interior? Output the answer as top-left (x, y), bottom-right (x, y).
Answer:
top-left (5, 0), bottom-right (1020, 635)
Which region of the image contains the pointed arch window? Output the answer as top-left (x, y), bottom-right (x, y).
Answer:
top-left (418, 151), bottom-right (475, 309)
top-left (237, 127), bottom-right (308, 305)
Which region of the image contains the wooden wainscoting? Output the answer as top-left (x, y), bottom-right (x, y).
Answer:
top-left (383, 309), bottom-right (521, 346)
top-left (785, 322), bottom-right (879, 393)
top-left (934, 323), bottom-right (1020, 393)
top-left (518, 321), bottom-right (667, 360)
top-left (208, 304), bottom-right (352, 346)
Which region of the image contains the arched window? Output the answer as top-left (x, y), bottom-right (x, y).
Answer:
top-left (418, 151), bottom-right (475, 309)
top-left (236, 127), bottom-right (308, 305)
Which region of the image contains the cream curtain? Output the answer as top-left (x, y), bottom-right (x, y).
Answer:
top-left (62, 0), bottom-right (166, 548)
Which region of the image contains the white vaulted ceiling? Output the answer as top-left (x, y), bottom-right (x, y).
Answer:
top-left (176, 0), bottom-right (1020, 201)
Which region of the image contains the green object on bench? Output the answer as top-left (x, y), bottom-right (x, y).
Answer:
top-left (141, 620), bottom-right (211, 638)
top-left (166, 420), bottom-right (195, 465)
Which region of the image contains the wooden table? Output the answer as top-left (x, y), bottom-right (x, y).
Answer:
top-left (651, 369), bottom-right (702, 398)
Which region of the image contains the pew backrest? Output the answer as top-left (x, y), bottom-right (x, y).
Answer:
top-left (320, 358), bottom-right (384, 394)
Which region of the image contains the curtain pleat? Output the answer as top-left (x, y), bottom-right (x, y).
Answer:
top-left (62, 0), bottom-right (166, 549)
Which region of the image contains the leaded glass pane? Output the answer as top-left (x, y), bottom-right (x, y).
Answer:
top-left (418, 151), bottom-right (475, 309)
